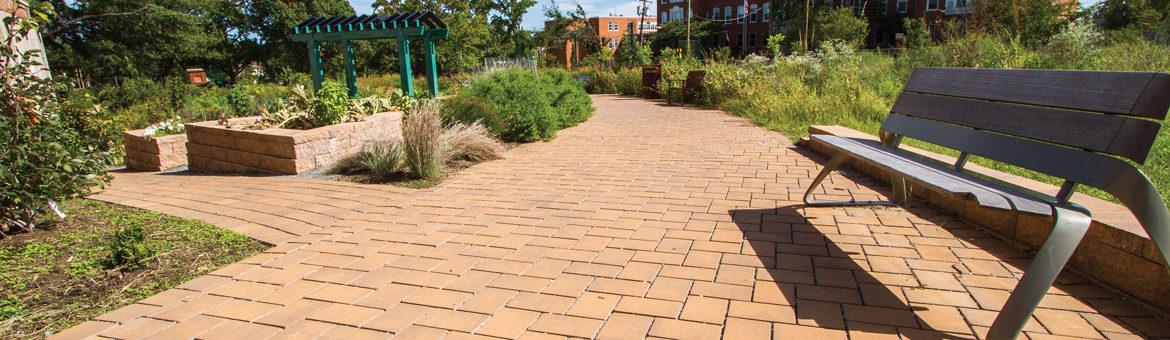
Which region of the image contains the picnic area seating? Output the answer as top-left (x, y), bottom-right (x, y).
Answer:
top-left (802, 67), bottom-right (1170, 339)
top-left (667, 70), bottom-right (705, 107)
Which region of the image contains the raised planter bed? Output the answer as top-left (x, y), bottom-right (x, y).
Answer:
top-left (123, 129), bottom-right (188, 171)
top-left (185, 111), bottom-right (402, 175)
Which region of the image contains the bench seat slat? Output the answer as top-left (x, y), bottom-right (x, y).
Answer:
top-left (902, 68), bottom-right (1170, 119)
top-left (811, 135), bottom-right (1054, 216)
top-left (890, 92), bottom-right (1162, 164)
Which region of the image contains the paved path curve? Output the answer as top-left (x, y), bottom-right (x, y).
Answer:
top-left (56, 95), bottom-right (1168, 339)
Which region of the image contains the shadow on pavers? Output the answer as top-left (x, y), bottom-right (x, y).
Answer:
top-left (729, 206), bottom-right (972, 339)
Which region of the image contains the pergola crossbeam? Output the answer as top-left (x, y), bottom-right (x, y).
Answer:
top-left (292, 11), bottom-right (447, 98)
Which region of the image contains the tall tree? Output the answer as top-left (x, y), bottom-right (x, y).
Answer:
top-left (490, 0), bottom-right (539, 57)
top-left (43, 0), bottom-right (217, 79)
top-left (974, 0), bottom-right (1074, 45)
top-left (372, 0), bottom-right (494, 73)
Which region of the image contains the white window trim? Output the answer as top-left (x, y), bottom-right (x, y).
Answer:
top-left (750, 4), bottom-right (758, 23)
top-left (736, 5), bottom-right (744, 24)
top-left (762, 3), bottom-right (769, 22)
top-left (927, 0), bottom-right (939, 11)
top-left (897, 0), bottom-right (908, 13)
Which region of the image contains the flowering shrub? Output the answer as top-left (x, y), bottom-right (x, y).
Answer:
top-left (142, 117), bottom-right (185, 140)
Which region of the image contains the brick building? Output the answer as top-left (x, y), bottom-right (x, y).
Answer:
top-left (658, 0), bottom-right (773, 55)
top-left (547, 16), bottom-right (658, 66)
top-left (835, 0), bottom-right (973, 48)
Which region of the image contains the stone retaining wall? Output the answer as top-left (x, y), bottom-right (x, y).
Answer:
top-left (185, 112), bottom-right (402, 175)
top-left (123, 130), bottom-right (187, 171)
top-left (804, 125), bottom-right (1170, 313)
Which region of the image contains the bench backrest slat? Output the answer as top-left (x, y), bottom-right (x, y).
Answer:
top-left (685, 70), bottom-right (706, 89)
top-left (902, 68), bottom-right (1170, 119)
top-left (890, 92), bottom-right (1163, 164)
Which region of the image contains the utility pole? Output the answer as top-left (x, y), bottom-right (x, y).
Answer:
top-left (638, 0), bottom-right (650, 44)
top-left (686, 0), bottom-right (692, 56)
top-left (742, 0), bottom-right (748, 56)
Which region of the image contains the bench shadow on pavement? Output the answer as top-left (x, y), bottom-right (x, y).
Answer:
top-left (729, 206), bottom-right (971, 339)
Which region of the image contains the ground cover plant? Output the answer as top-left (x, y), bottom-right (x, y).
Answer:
top-left (0, 199), bottom-right (266, 338)
top-left (441, 68), bottom-right (594, 142)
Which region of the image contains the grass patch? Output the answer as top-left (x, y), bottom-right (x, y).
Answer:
top-left (0, 199), bottom-right (266, 338)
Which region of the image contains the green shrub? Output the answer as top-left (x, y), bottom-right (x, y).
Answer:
top-left (309, 82), bottom-right (351, 127)
top-left (444, 69), bottom-right (559, 142)
top-left (612, 68), bottom-right (643, 97)
top-left (0, 10), bottom-right (112, 231)
top-left (403, 101), bottom-right (444, 179)
top-left (542, 69), bottom-right (596, 128)
top-left (102, 222), bottom-right (154, 271)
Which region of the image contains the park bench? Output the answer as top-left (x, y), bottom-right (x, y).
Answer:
top-left (802, 67), bottom-right (1170, 339)
top-left (666, 70), bottom-right (705, 107)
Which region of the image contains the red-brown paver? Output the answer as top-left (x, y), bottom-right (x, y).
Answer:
top-left (55, 95), bottom-right (1168, 339)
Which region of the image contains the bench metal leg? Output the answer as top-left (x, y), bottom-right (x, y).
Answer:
top-left (986, 205), bottom-right (1091, 340)
top-left (803, 152), bottom-right (902, 206)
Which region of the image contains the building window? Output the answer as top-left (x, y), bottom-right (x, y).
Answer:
top-left (927, 0), bottom-right (939, 10)
top-left (877, 0), bottom-right (887, 15)
top-left (843, 0), bottom-right (852, 6)
top-left (737, 33), bottom-right (743, 47)
top-left (750, 4), bottom-right (758, 23)
top-left (897, 0), bottom-right (907, 13)
top-left (762, 3), bottom-right (770, 22)
top-left (661, 11), bottom-right (668, 22)
top-left (749, 32), bottom-right (757, 47)
top-left (724, 6), bottom-right (732, 24)
top-left (713, 7), bottom-right (720, 21)
top-left (736, 5), bottom-right (744, 23)
top-left (608, 21), bottom-right (617, 31)
top-left (669, 6), bottom-right (684, 22)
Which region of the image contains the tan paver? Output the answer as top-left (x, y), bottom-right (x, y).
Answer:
top-left (59, 95), bottom-right (1169, 339)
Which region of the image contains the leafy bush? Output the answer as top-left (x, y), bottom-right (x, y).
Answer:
top-left (309, 82), bottom-right (351, 127)
top-left (102, 222), bottom-right (154, 271)
top-left (815, 8), bottom-right (869, 50)
top-left (443, 69), bottom-right (591, 142)
top-left (1, 8), bottom-right (112, 232)
top-left (403, 101), bottom-right (444, 179)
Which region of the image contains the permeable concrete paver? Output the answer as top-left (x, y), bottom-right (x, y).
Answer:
top-left (57, 95), bottom-right (1168, 339)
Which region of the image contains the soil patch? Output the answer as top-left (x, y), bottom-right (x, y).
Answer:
top-left (0, 200), bottom-right (267, 338)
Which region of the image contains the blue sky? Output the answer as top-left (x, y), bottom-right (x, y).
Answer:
top-left (350, 0), bottom-right (1102, 30)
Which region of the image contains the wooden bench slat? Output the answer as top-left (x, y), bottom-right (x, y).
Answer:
top-left (813, 135), bottom-right (1054, 215)
top-left (890, 92), bottom-right (1162, 164)
top-left (902, 68), bottom-right (1170, 119)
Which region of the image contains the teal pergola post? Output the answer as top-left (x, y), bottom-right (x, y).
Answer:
top-left (307, 40), bottom-right (324, 92)
top-left (344, 40), bottom-right (358, 97)
top-left (424, 36), bottom-right (439, 98)
top-left (397, 37), bottom-right (414, 97)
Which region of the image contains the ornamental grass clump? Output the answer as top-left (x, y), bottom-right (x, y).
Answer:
top-left (402, 101), bottom-right (444, 179)
top-left (440, 120), bottom-right (506, 163)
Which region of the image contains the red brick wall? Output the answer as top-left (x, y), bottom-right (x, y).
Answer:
top-left (0, 0), bottom-right (30, 19)
top-left (547, 17), bottom-right (658, 66)
top-left (658, 0), bottom-right (772, 55)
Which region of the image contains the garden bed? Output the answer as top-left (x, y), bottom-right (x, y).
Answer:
top-left (0, 199), bottom-right (265, 338)
top-left (122, 130), bottom-right (187, 171)
top-left (185, 111), bottom-right (402, 175)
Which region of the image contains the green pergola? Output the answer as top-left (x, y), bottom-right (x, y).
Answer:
top-left (291, 12), bottom-right (449, 97)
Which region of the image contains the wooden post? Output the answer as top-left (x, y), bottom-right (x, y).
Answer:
top-left (344, 40), bottom-right (358, 97)
top-left (397, 37), bottom-right (414, 97)
top-left (307, 40), bottom-right (324, 92)
top-left (424, 36), bottom-right (439, 98)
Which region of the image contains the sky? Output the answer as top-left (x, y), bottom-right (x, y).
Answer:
top-left (350, 0), bottom-right (1103, 31)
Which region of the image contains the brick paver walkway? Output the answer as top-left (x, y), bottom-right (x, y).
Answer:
top-left (56, 95), bottom-right (1168, 339)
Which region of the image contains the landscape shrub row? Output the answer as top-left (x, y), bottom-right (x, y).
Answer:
top-left (441, 69), bottom-right (594, 142)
